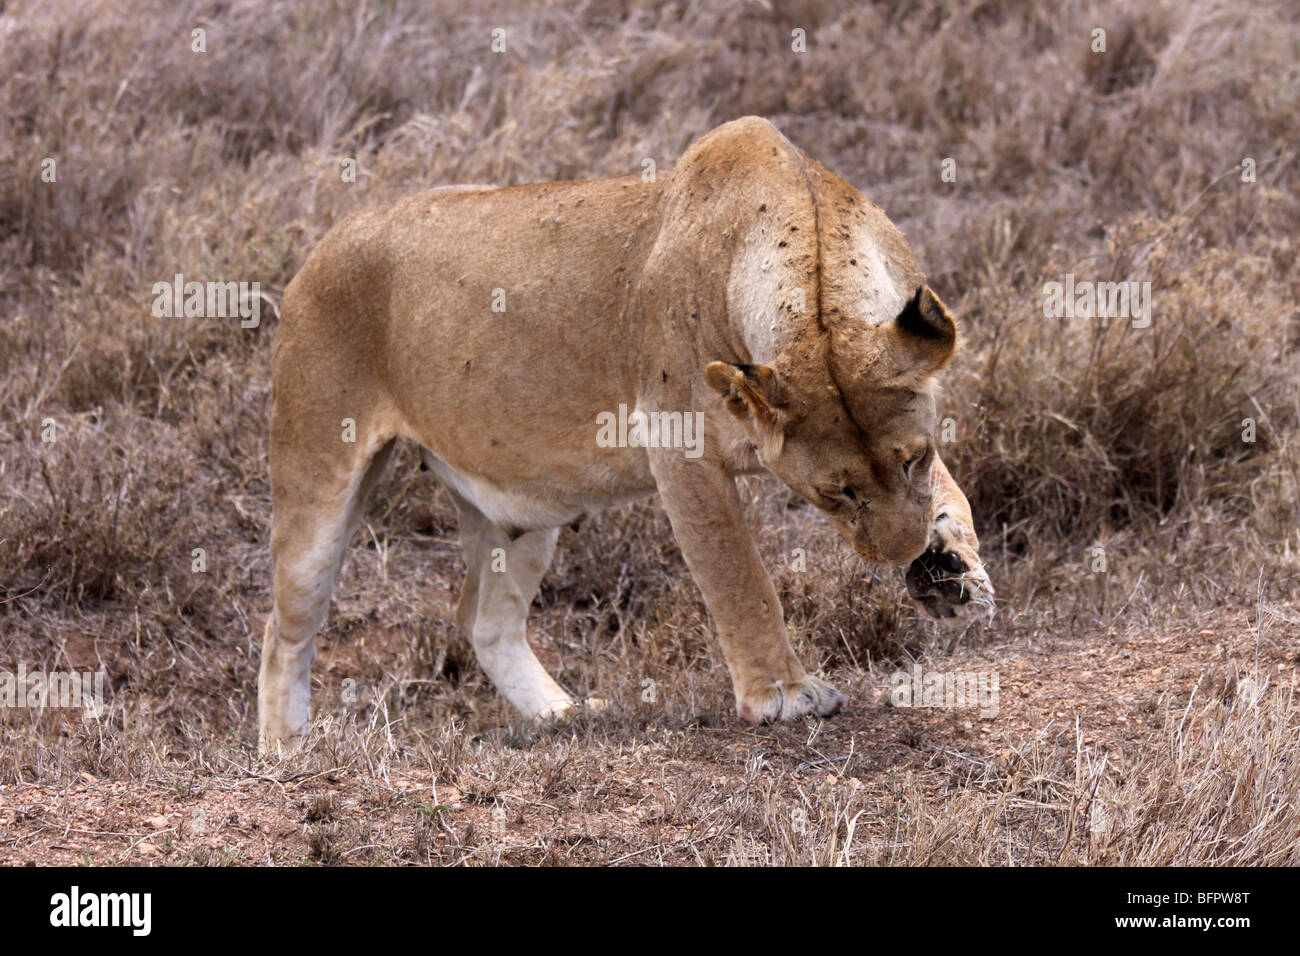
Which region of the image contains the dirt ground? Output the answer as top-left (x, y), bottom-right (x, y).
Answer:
top-left (3, 595), bottom-right (1294, 865)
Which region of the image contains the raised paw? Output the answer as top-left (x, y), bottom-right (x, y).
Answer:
top-left (906, 513), bottom-right (995, 623)
top-left (736, 675), bottom-right (847, 724)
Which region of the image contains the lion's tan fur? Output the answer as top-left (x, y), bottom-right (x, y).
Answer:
top-left (258, 117), bottom-right (991, 750)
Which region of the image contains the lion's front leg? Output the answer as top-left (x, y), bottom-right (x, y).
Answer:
top-left (649, 449), bottom-right (846, 723)
top-left (906, 454), bottom-right (996, 622)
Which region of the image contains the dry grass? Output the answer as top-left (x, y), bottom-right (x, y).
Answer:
top-left (1, 0), bottom-right (1298, 865)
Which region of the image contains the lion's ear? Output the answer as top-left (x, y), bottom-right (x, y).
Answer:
top-left (890, 285), bottom-right (957, 378)
top-left (706, 361), bottom-right (786, 429)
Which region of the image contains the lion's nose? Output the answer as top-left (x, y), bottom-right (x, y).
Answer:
top-left (881, 535), bottom-right (929, 565)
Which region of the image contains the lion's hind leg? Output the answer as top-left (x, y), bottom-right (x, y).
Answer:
top-left (451, 498), bottom-right (580, 719)
top-left (258, 375), bottom-right (397, 754)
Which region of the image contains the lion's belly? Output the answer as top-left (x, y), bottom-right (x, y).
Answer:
top-left (416, 442), bottom-right (657, 533)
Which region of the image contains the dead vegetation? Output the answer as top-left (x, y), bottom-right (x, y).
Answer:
top-left (1, 0), bottom-right (1298, 865)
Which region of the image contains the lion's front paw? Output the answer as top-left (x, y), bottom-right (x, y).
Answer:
top-left (906, 514), bottom-right (995, 623)
top-left (736, 675), bottom-right (847, 724)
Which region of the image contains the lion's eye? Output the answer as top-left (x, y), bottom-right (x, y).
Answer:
top-left (903, 451), bottom-right (925, 479)
top-left (819, 486), bottom-right (859, 508)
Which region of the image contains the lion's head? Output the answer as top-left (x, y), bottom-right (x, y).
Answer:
top-left (706, 284), bottom-right (957, 565)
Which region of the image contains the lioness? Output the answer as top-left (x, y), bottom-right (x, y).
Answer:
top-left (259, 116), bottom-right (992, 752)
